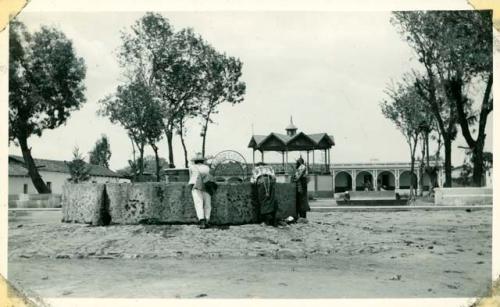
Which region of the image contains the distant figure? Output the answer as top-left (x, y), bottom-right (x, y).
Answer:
top-left (188, 152), bottom-right (213, 229)
top-left (343, 191), bottom-right (350, 201)
top-left (293, 157), bottom-right (310, 220)
top-left (251, 162), bottom-right (278, 226)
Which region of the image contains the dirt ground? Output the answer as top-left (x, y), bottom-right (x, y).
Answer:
top-left (7, 207), bottom-right (492, 298)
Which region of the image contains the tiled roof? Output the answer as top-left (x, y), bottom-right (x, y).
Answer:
top-left (9, 162), bottom-right (29, 177)
top-left (248, 132), bottom-right (335, 151)
top-left (9, 155), bottom-right (123, 178)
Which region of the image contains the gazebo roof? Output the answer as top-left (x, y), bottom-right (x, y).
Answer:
top-left (248, 132), bottom-right (335, 151)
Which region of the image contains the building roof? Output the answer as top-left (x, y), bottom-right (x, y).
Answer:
top-left (9, 155), bottom-right (123, 178)
top-left (9, 162), bottom-right (30, 177)
top-left (248, 132), bottom-right (335, 151)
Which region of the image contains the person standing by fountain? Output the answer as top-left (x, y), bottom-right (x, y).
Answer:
top-left (188, 152), bottom-right (212, 229)
top-left (251, 162), bottom-right (278, 226)
top-left (294, 157), bottom-right (310, 221)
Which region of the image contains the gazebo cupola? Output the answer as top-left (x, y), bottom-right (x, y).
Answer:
top-left (285, 116), bottom-right (298, 136)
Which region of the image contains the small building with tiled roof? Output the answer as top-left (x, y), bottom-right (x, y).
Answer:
top-left (8, 155), bottom-right (129, 195)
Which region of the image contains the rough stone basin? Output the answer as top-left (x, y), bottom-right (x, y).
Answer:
top-left (62, 182), bottom-right (296, 226)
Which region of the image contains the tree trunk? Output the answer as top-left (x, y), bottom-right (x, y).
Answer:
top-left (419, 136), bottom-right (425, 196)
top-left (129, 135), bottom-right (136, 163)
top-left (151, 143), bottom-right (161, 182)
top-left (443, 137), bottom-right (452, 187)
top-left (18, 136), bottom-right (50, 194)
top-left (178, 120), bottom-right (189, 168)
top-left (453, 72), bottom-right (492, 187)
top-left (165, 129), bottom-right (175, 168)
top-left (471, 135), bottom-right (485, 187)
top-left (138, 143), bottom-right (145, 176)
top-left (408, 134), bottom-right (419, 200)
top-left (409, 155), bottom-right (415, 200)
top-left (201, 115), bottom-right (210, 157)
top-left (425, 131), bottom-right (430, 167)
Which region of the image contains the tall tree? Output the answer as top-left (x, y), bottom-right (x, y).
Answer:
top-left (89, 134), bottom-right (112, 168)
top-left (9, 20), bottom-right (87, 193)
top-left (199, 48), bottom-right (246, 157)
top-left (98, 80), bottom-right (165, 181)
top-left (66, 147), bottom-right (90, 183)
top-left (381, 83), bottom-right (428, 199)
top-left (392, 11), bottom-right (493, 187)
top-left (434, 11), bottom-right (492, 187)
top-left (118, 13), bottom-right (207, 168)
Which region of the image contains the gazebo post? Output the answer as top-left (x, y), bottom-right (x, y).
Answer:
top-left (261, 150), bottom-right (264, 163)
top-left (328, 148), bottom-right (331, 172)
top-left (312, 150), bottom-right (315, 174)
top-left (285, 150), bottom-right (289, 172)
top-left (252, 149), bottom-right (255, 165)
top-left (281, 151), bottom-right (285, 173)
top-left (306, 150), bottom-right (311, 173)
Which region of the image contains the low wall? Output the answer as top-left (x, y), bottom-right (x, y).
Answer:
top-left (62, 182), bottom-right (296, 226)
top-left (164, 168), bottom-right (189, 183)
top-left (348, 191), bottom-right (396, 200)
top-left (8, 194), bottom-right (62, 208)
top-left (434, 187), bottom-right (493, 206)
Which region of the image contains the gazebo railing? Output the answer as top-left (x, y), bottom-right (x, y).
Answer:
top-left (247, 163), bottom-right (331, 175)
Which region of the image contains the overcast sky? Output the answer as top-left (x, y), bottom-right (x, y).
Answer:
top-left (9, 11), bottom-right (492, 170)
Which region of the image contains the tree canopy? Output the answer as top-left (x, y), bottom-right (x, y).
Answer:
top-left (89, 135), bottom-right (112, 168)
top-left (67, 147), bottom-right (90, 183)
top-left (113, 13), bottom-right (246, 168)
top-left (199, 48), bottom-right (246, 156)
top-left (117, 13), bottom-right (208, 167)
top-left (9, 20), bottom-right (86, 193)
top-left (391, 10), bottom-right (492, 187)
top-left (98, 79), bottom-right (165, 180)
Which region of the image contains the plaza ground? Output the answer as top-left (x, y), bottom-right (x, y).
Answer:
top-left (7, 205), bottom-right (492, 298)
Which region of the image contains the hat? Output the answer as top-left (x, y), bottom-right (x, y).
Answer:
top-left (191, 152), bottom-right (206, 162)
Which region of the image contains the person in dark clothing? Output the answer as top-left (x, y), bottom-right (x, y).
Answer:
top-left (251, 162), bottom-right (278, 226)
top-left (255, 174), bottom-right (277, 226)
top-left (294, 157), bottom-right (310, 220)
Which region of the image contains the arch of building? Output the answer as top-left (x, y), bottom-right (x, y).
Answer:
top-left (355, 171), bottom-right (373, 191)
top-left (334, 171), bottom-right (352, 193)
top-left (399, 171), bottom-right (418, 189)
top-left (376, 170), bottom-right (396, 190)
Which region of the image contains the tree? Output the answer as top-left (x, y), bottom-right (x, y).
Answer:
top-left (381, 83), bottom-right (428, 199)
top-left (392, 11), bottom-right (493, 187)
top-left (117, 155), bottom-right (169, 180)
top-left (198, 48), bottom-right (246, 157)
top-left (99, 79), bottom-right (165, 181)
top-left (89, 134), bottom-right (112, 168)
top-left (9, 20), bottom-right (86, 193)
top-left (435, 11), bottom-right (492, 187)
top-left (118, 13), bottom-right (208, 168)
top-left (67, 147), bottom-right (90, 183)
top-left (461, 150), bottom-right (493, 186)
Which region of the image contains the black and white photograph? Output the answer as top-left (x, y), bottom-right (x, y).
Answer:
top-left (1, 1), bottom-right (498, 306)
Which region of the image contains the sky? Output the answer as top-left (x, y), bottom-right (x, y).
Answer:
top-left (9, 11), bottom-right (493, 170)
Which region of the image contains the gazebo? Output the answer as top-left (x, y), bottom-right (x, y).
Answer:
top-left (248, 117), bottom-right (335, 174)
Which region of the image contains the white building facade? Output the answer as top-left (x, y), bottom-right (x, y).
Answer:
top-left (9, 155), bottom-right (129, 195)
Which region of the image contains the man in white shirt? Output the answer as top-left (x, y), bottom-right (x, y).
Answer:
top-left (188, 152), bottom-right (212, 229)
